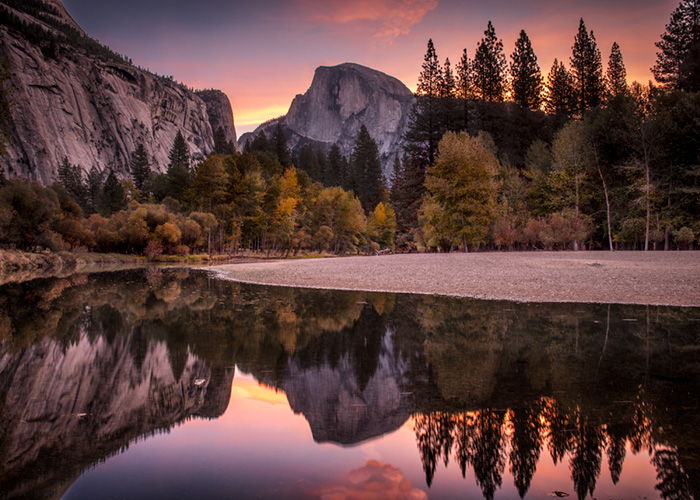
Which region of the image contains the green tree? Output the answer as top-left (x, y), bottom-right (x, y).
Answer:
top-left (472, 21), bottom-right (507, 101)
top-left (85, 166), bottom-right (102, 214)
top-left (652, 0), bottom-right (700, 91)
top-left (57, 157), bottom-right (85, 207)
top-left (272, 123), bottom-right (291, 168)
top-left (350, 125), bottom-right (384, 213)
top-left (606, 42), bottom-right (628, 98)
top-left (326, 143), bottom-right (346, 187)
top-left (455, 48), bottom-right (472, 129)
top-left (97, 169), bottom-right (126, 216)
top-left (570, 19), bottom-right (605, 114)
top-left (165, 130), bottom-right (191, 202)
top-left (544, 59), bottom-right (576, 117)
top-left (298, 143), bottom-right (320, 181)
top-left (168, 130), bottom-right (190, 171)
top-left (510, 30), bottom-right (542, 110)
top-left (423, 131), bottom-right (500, 251)
top-left (130, 143), bottom-right (151, 196)
top-left (403, 38), bottom-right (445, 170)
top-left (191, 155), bottom-right (228, 211)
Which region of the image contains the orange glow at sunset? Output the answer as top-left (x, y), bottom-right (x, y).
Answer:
top-left (63, 0), bottom-right (681, 136)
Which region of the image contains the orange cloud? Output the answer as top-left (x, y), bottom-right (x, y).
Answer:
top-left (319, 460), bottom-right (427, 500)
top-left (300, 0), bottom-right (438, 42)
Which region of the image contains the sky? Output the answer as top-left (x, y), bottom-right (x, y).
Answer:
top-left (61, 0), bottom-right (679, 138)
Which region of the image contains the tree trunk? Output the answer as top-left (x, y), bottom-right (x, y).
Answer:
top-left (595, 158), bottom-right (614, 251)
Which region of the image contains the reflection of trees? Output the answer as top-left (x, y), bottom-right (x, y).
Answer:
top-left (411, 392), bottom-right (696, 499)
top-left (509, 403), bottom-right (543, 498)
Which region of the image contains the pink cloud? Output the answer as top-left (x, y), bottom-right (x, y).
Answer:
top-left (318, 460), bottom-right (427, 500)
top-left (299, 0), bottom-right (438, 42)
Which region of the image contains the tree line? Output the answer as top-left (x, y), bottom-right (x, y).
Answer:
top-left (0, 127), bottom-right (397, 257)
top-left (391, 0), bottom-right (700, 251)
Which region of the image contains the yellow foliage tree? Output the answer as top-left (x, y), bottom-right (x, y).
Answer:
top-left (368, 202), bottom-right (397, 250)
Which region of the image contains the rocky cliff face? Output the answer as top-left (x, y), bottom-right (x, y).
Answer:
top-left (0, 1), bottom-right (237, 183)
top-left (0, 331), bottom-right (234, 499)
top-left (240, 63), bottom-right (415, 178)
top-left (282, 329), bottom-right (413, 445)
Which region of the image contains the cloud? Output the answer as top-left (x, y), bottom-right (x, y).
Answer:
top-left (319, 460), bottom-right (428, 500)
top-left (299, 0), bottom-right (438, 42)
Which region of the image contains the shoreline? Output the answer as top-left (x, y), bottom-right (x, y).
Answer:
top-left (212, 251), bottom-right (700, 307)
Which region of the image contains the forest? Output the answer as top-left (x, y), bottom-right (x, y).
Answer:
top-left (0, 0), bottom-right (698, 256)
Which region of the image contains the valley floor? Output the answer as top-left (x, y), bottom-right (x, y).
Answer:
top-left (213, 251), bottom-right (700, 307)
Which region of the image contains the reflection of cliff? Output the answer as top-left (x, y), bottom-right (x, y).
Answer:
top-left (283, 328), bottom-right (412, 445)
top-left (0, 331), bottom-right (234, 500)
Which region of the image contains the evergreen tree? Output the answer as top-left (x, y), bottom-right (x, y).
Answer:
top-left (130, 143), bottom-right (151, 195)
top-left (440, 57), bottom-right (456, 97)
top-left (570, 19), bottom-right (605, 114)
top-left (213, 126), bottom-right (229, 155)
top-left (166, 131), bottom-right (191, 201)
top-left (298, 144), bottom-right (320, 180)
top-left (249, 130), bottom-right (271, 153)
top-left (544, 59), bottom-right (576, 117)
top-left (316, 145), bottom-right (328, 184)
top-left (168, 130), bottom-right (190, 171)
top-left (472, 21), bottom-right (507, 101)
top-left (97, 169), bottom-right (125, 216)
top-left (272, 123), bottom-right (291, 168)
top-left (403, 39), bottom-right (445, 170)
top-left (85, 166), bottom-right (102, 214)
top-left (606, 42), bottom-right (628, 98)
top-left (57, 157), bottom-right (86, 207)
top-left (652, 0), bottom-right (700, 91)
top-left (455, 48), bottom-right (472, 129)
top-left (510, 29), bottom-right (543, 110)
top-left (350, 125), bottom-right (383, 213)
top-left (326, 143), bottom-right (345, 187)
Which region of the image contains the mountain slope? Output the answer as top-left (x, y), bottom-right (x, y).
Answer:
top-left (240, 63), bottom-right (415, 178)
top-left (0, 0), bottom-right (237, 183)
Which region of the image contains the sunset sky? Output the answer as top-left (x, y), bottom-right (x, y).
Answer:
top-left (62, 0), bottom-right (678, 137)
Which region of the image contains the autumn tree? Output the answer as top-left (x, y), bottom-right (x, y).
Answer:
top-left (570, 19), bottom-right (605, 114)
top-left (652, 0), bottom-right (700, 91)
top-left (423, 131), bottom-right (500, 251)
top-left (606, 42), bottom-right (628, 98)
top-left (510, 30), bottom-right (542, 110)
top-left (472, 21), bottom-right (507, 101)
top-left (368, 202), bottom-right (397, 250)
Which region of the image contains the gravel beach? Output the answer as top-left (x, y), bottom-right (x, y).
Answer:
top-left (213, 252), bottom-right (700, 307)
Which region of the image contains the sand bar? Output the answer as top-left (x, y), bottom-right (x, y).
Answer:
top-left (213, 252), bottom-right (700, 307)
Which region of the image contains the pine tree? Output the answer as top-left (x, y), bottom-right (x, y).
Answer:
top-left (168, 130), bottom-right (190, 171)
top-left (298, 144), bottom-right (320, 181)
top-left (166, 130), bottom-right (191, 201)
top-left (350, 125), bottom-right (383, 213)
top-left (326, 143), bottom-right (345, 187)
top-left (404, 39), bottom-right (445, 169)
top-left (606, 42), bottom-right (628, 98)
top-left (130, 143), bottom-right (151, 194)
top-left (455, 48), bottom-right (472, 130)
top-left (652, 0), bottom-right (700, 91)
top-left (249, 131), bottom-right (270, 153)
top-left (545, 59), bottom-right (576, 117)
top-left (510, 29), bottom-right (543, 110)
top-left (272, 123), bottom-right (290, 167)
top-left (472, 21), bottom-right (507, 101)
top-left (440, 58), bottom-right (456, 97)
top-left (97, 169), bottom-right (125, 216)
top-left (85, 166), bottom-right (102, 214)
top-left (570, 19), bottom-right (605, 114)
top-left (213, 126), bottom-right (230, 154)
top-left (57, 157), bottom-right (85, 207)
top-left (316, 145), bottom-right (328, 185)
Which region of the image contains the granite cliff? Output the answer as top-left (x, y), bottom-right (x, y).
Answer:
top-left (0, 0), bottom-right (237, 184)
top-left (240, 63), bottom-right (415, 178)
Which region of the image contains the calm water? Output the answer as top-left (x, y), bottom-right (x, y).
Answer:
top-left (0, 268), bottom-right (699, 500)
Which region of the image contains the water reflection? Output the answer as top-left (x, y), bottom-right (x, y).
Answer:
top-left (0, 268), bottom-right (698, 499)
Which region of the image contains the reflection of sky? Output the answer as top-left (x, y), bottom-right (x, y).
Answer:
top-left (62, 369), bottom-right (663, 500)
top-left (61, 0), bottom-right (679, 136)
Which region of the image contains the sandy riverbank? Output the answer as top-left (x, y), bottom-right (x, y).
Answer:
top-left (213, 251), bottom-right (700, 307)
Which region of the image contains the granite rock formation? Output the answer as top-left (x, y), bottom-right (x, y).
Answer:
top-left (239, 63), bottom-right (415, 178)
top-left (0, 1), bottom-right (236, 183)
